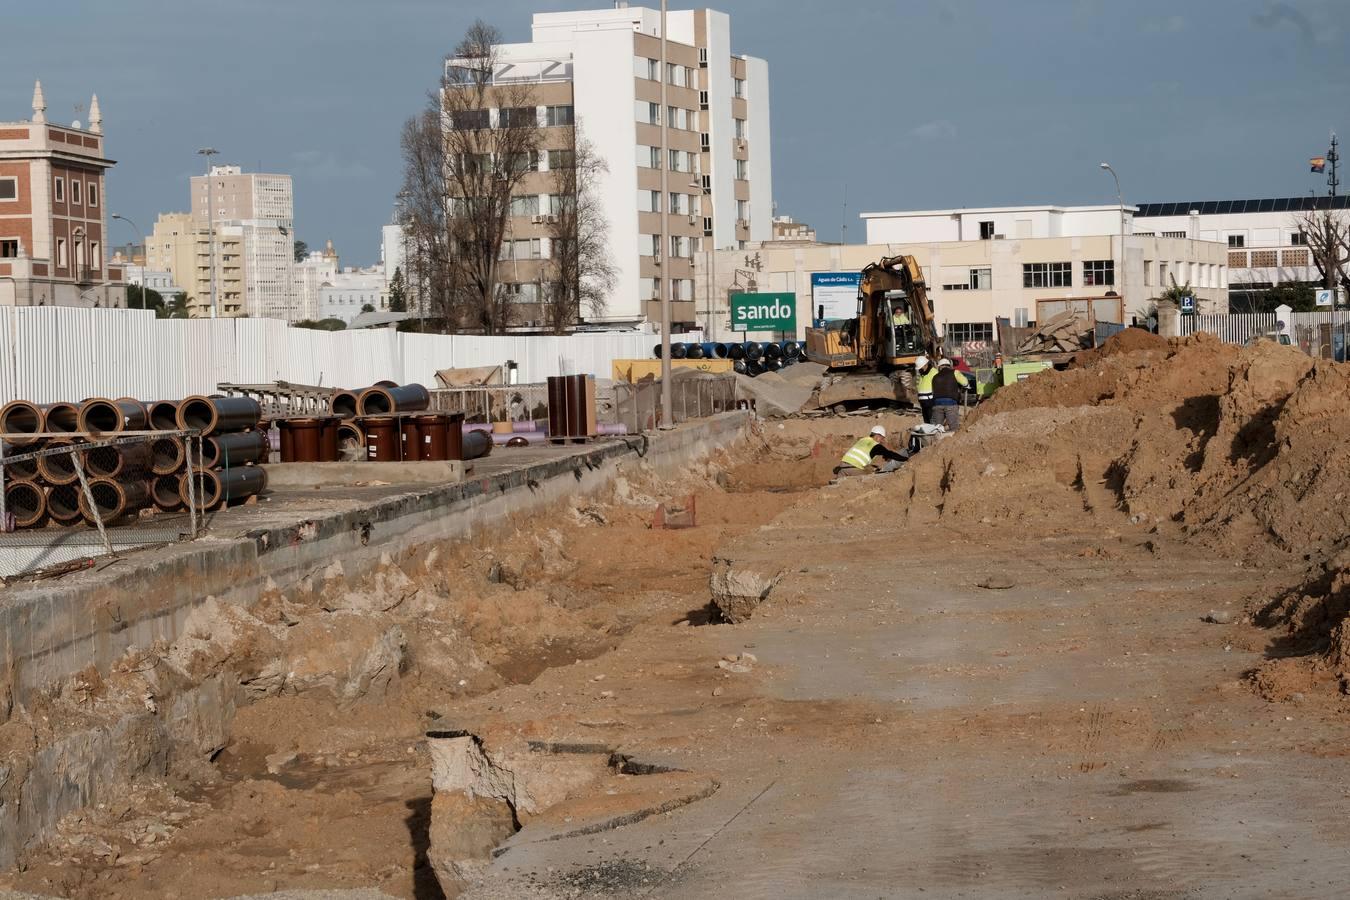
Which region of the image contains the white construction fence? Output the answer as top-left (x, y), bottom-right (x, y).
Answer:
top-left (0, 308), bottom-right (695, 404)
top-left (1180, 311), bottom-right (1350, 358)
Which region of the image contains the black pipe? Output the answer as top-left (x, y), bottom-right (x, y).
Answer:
top-left (462, 429), bottom-right (493, 461)
top-left (177, 396), bottom-right (263, 435)
top-left (727, 343), bottom-right (746, 360)
top-left (743, 342), bottom-right (763, 361)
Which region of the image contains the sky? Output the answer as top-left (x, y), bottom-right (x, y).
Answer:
top-left (3, 0), bottom-right (1348, 266)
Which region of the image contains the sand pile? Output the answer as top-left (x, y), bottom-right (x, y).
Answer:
top-left (1069, 327), bottom-right (1168, 369)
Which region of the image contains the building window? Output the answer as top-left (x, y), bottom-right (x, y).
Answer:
top-left (639, 190), bottom-right (661, 213)
top-left (634, 57), bottom-right (658, 80)
top-left (1022, 262), bottom-right (1071, 288)
top-left (450, 109), bottom-right (489, 131)
top-left (1281, 248), bottom-right (1310, 267)
top-left (91, 242), bottom-right (101, 269)
top-left (671, 235), bottom-right (688, 258)
top-left (547, 149), bottom-right (575, 170)
top-left (510, 195), bottom-right (540, 217)
top-left (733, 78), bottom-right (745, 98)
top-left (970, 267), bottom-right (991, 290)
top-left (499, 107), bottom-right (537, 129)
top-left (668, 192), bottom-right (686, 215)
top-left (87, 182), bottom-right (99, 207)
top-left (734, 118), bottom-right (746, 139)
top-left (545, 105), bottom-right (574, 127)
top-left (641, 234), bottom-right (661, 257)
top-left (0, 239), bottom-right (17, 258)
top-left (71, 180), bottom-right (81, 205)
top-left (945, 322), bottom-right (995, 345)
top-left (1227, 234), bottom-right (1245, 248)
top-left (1082, 259), bottom-right (1114, 287)
top-left (979, 220), bottom-right (995, 240)
top-left (1290, 231), bottom-right (1307, 246)
top-left (0, 178), bottom-right (16, 202)
top-left (666, 106), bottom-right (688, 130)
top-left (637, 101), bottom-right (660, 125)
top-left (735, 159), bottom-right (748, 180)
top-left (1161, 230), bottom-right (1186, 239)
top-left (666, 63), bottom-right (686, 87)
top-left (737, 199), bottom-right (749, 222)
top-left (53, 177), bottom-right (63, 202)
top-left (638, 145), bottom-right (661, 169)
top-left (1250, 250), bottom-right (1277, 268)
top-left (56, 238), bottom-right (67, 267)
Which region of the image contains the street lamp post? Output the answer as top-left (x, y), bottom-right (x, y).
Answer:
top-left (1099, 162), bottom-right (1125, 308)
top-left (658, 0), bottom-right (673, 429)
top-left (110, 214), bottom-right (140, 308)
top-left (198, 148), bottom-right (219, 318)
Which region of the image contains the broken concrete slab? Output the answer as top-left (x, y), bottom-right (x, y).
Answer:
top-left (710, 557), bottom-right (782, 623)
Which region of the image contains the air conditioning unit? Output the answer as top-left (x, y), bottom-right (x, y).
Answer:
top-left (736, 139), bottom-right (746, 151)
top-left (544, 214), bottom-right (558, 225)
top-left (531, 215), bottom-right (546, 225)
top-left (688, 214), bottom-right (698, 225)
top-left (653, 256), bottom-right (662, 266)
top-left (993, 234), bottom-right (1006, 240)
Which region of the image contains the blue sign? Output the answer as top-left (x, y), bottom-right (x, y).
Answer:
top-left (811, 272), bottom-right (861, 325)
top-left (1180, 295), bottom-right (1195, 313)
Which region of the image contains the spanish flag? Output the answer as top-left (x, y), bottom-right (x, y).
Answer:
top-left (1311, 157), bottom-right (1327, 173)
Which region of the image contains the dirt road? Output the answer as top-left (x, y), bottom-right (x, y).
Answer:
top-left (457, 475), bottom-right (1350, 899)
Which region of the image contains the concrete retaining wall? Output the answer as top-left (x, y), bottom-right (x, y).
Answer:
top-left (0, 412), bottom-right (749, 868)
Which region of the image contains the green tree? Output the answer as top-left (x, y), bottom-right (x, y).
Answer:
top-left (126, 284), bottom-right (165, 314)
top-left (361, 303), bottom-right (376, 313)
top-left (166, 294), bottom-right (190, 318)
top-left (293, 317), bottom-right (347, 331)
top-left (388, 266), bottom-right (407, 312)
top-left (293, 240), bottom-right (309, 262)
top-left (1260, 282), bottom-right (1318, 313)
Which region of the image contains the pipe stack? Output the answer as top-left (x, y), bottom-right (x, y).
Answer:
top-left (653, 342), bottom-right (803, 378)
top-left (175, 396), bottom-right (267, 511)
top-left (316, 381), bottom-right (472, 463)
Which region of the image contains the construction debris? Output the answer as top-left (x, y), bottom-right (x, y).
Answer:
top-left (1016, 310), bottom-right (1094, 354)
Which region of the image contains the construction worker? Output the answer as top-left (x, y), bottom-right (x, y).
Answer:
top-left (914, 355), bottom-right (935, 424)
top-left (834, 425), bottom-right (907, 477)
top-left (930, 358), bottom-right (969, 431)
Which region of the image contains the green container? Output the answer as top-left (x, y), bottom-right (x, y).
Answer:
top-left (1002, 360), bottom-right (1054, 385)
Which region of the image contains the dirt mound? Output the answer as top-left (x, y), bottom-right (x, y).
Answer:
top-left (875, 332), bottom-right (1350, 694)
top-left (1069, 328), bottom-right (1168, 369)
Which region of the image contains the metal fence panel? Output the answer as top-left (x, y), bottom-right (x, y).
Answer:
top-left (1181, 314), bottom-right (1276, 345)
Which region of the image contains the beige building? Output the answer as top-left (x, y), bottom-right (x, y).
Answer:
top-left (451, 5), bottom-right (772, 329)
top-left (0, 81), bottom-right (124, 308)
top-left (695, 234), bottom-right (1229, 343)
top-left (145, 211), bottom-right (244, 316)
top-left (190, 166), bottom-right (295, 319)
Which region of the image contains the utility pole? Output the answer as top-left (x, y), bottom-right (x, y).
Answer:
top-left (658, 0), bottom-right (672, 428)
top-left (1328, 132), bottom-right (1340, 200)
top-left (198, 147), bottom-right (219, 318)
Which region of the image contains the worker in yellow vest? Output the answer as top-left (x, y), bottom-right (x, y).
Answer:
top-left (833, 425), bottom-right (907, 478)
top-left (914, 355), bottom-right (936, 424)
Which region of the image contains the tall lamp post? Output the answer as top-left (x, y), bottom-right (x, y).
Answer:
top-left (110, 213), bottom-right (140, 308)
top-left (658, 0), bottom-right (673, 429)
top-left (1099, 162), bottom-right (1125, 308)
top-left (198, 147), bottom-right (219, 318)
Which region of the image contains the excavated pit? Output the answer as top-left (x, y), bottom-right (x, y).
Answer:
top-left (0, 419), bottom-right (841, 899)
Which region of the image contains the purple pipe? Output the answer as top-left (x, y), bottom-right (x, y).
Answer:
top-left (463, 423), bottom-right (493, 433)
top-left (512, 419), bottom-right (543, 433)
top-left (596, 423), bottom-right (629, 436)
top-left (493, 431), bottom-right (549, 446)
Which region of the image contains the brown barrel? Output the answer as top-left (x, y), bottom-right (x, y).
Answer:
top-left (278, 420), bottom-right (295, 462)
top-left (287, 417), bottom-right (323, 463)
top-left (416, 414), bottom-right (449, 462)
top-left (400, 416), bottom-right (422, 462)
top-left (360, 416), bottom-right (399, 462)
top-left (546, 376), bottom-right (566, 445)
top-left (565, 375), bottom-right (585, 444)
top-left (319, 416), bottom-right (340, 462)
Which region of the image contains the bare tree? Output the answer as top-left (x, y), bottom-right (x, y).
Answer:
top-left (440, 21), bottom-right (544, 335)
top-left (1293, 208), bottom-right (1350, 292)
top-left (543, 126), bottom-right (615, 334)
top-left (398, 106), bottom-right (455, 326)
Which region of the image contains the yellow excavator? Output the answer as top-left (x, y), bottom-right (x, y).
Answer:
top-left (803, 254), bottom-right (943, 409)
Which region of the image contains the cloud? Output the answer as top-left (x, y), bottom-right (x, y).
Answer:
top-left (911, 120), bottom-right (957, 141)
top-left (290, 149), bottom-right (372, 180)
top-left (1252, 1), bottom-right (1334, 45)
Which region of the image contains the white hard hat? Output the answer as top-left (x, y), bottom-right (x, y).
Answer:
top-left (870, 425), bottom-right (886, 438)
top-left (914, 355), bottom-right (929, 369)
top-left (938, 357), bottom-right (953, 368)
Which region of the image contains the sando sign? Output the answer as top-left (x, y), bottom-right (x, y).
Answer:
top-left (730, 292), bottom-right (797, 333)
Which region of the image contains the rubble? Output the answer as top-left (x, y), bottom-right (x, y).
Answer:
top-left (709, 557), bottom-right (782, 623)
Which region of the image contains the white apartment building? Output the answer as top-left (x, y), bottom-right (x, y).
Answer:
top-left (692, 203), bottom-right (1231, 343)
top-left (454, 5), bottom-right (772, 329)
top-left (319, 269), bottom-right (387, 324)
top-left (120, 265), bottom-right (183, 299)
top-left (1133, 195), bottom-right (1349, 307)
top-left (292, 240), bottom-right (339, 322)
top-left (190, 165), bottom-right (297, 320)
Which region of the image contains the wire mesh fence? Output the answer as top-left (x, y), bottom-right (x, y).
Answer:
top-left (612, 374), bottom-right (740, 434)
top-left (0, 431), bottom-right (205, 579)
top-left (428, 385), bottom-right (552, 425)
